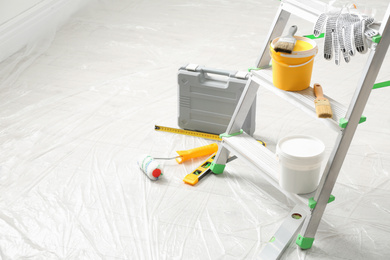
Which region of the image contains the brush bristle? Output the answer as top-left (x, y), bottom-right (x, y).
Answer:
top-left (314, 99), bottom-right (333, 118)
top-left (274, 42), bottom-right (295, 54)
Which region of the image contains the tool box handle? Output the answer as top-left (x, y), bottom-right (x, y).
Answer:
top-left (182, 64), bottom-right (248, 79)
top-left (200, 67), bottom-right (236, 77)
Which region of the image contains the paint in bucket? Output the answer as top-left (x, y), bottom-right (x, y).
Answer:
top-left (276, 135), bottom-right (325, 194)
top-left (270, 36), bottom-right (318, 91)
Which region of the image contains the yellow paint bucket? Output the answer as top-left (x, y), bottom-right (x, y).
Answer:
top-left (270, 36), bottom-right (318, 91)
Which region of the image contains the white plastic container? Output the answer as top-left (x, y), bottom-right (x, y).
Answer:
top-left (276, 135), bottom-right (325, 194)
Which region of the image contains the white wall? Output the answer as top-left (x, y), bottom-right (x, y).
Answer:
top-left (0, 0), bottom-right (91, 63)
top-left (0, 0), bottom-right (44, 26)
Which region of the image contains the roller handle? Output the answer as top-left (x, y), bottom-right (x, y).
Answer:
top-left (176, 143), bottom-right (218, 164)
top-left (313, 83), bottom-right (325, 99)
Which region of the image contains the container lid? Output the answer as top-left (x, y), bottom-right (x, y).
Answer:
top-left (277, 135), bottom-right (325, 164)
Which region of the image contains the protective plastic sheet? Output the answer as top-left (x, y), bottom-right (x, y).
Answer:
top-left (0, 0), bottom-right (389, 259)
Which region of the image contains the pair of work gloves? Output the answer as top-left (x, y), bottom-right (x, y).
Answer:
top-left (314, 8), bottom-right (378, 65)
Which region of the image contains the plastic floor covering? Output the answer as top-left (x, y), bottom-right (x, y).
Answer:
top-left (0, 0), bottom-right (390, 259)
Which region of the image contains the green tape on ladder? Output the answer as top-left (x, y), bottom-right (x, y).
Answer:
top-left (219, 129), bottom-right (243, 138)
top-left (372, 35), bottom-right (382, 43)
top-left (304, 33), bottom-right (325, 39)
top-left (248, 67), bottom-right (262, 72)
top-left (308, 195), bottom-right (335, 209)
top-left (339, 117), bottom-right (367, 128)
top-left (373, 80), bottom-right (390, 89)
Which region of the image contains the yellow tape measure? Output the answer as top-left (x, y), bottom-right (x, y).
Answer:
top-left (154, 125), bottom-right (266, 146)
top-left (155, 125), bottom-right (222, 141)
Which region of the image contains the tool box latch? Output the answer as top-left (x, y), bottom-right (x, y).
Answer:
top-left (185, 64), bottom-right (199, 71)
top-left (235, 71), bottom-right (249, 79)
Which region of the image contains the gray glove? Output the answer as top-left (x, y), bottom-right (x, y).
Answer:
top-left (314, 10), bottom-right (375, 65)
top-left (337, 13), bottom-right (353, 62)
top-left (313, 11), bottom-right (340, 63)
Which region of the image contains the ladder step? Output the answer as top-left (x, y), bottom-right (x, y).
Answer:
top-left (252, 68), bottom-right (347, 132)
top-left (222, 131), bottom-right (279, 181)
top-left (221, 132), bottom-right (313, 204)
top-left (281, 0), bottom-right (325, 23)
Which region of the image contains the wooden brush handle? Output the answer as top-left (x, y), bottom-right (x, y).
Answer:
top-left (313, 83), bottom-right (325, 98)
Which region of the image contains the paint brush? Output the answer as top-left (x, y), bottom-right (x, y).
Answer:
top-left (313, 83), bottom-right (333, 118)
top-left (274, 25), bottom-right (298, 54)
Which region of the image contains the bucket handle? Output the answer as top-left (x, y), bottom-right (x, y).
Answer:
top-left (270, 54), bottom-right (316, 68)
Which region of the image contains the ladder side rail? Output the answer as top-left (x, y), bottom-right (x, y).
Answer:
top-left (259, 205), bottom-right (309, 260)
top-left (224, 78), bottom-right (260, 135)
top-left (300, 4), bottom-right (390, 239)
top-left (255, 7), bottom-right (290, 68)
top-left (212, 79), bottom-right (261, 168)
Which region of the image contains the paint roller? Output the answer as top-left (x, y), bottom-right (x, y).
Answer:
top-left (137, 143), bottom-right (218, 180)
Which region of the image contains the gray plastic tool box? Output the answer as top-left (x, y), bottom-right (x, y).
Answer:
top-left (178, 64), bottom-right (256, 135)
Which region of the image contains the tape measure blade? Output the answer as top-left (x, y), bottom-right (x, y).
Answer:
top-left (155, 125), bottom-right (266, 145)
top-left (155, 125), bottom-right (222, 141)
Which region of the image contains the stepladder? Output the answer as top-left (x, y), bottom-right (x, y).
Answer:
top-left (209, 0), bottom-right (390, 259)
